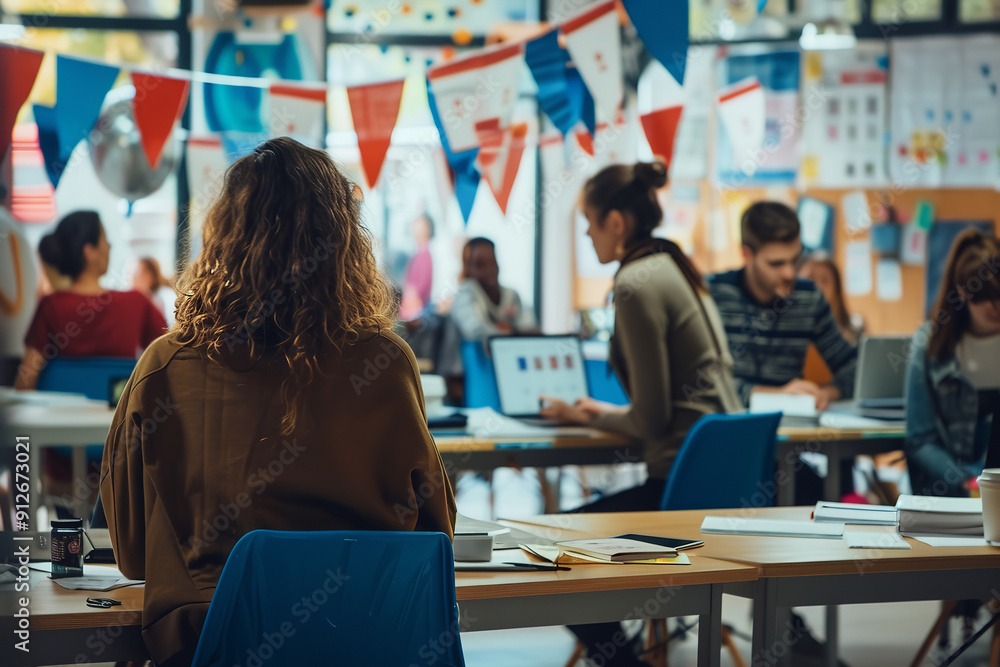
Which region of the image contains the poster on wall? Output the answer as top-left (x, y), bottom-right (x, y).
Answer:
top-left (890, 35), bottom-right (1000, 189)
top-left (715, 50), bottom-right (800, 186)
top-left (800, 46), bottom-right (888, 188)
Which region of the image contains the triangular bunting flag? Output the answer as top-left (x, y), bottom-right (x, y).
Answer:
top-left (33, 105), bottom-right (66, 188)
top-left (426, 79), bottom-right (479, 224)
top-left (561, 1), bottom-right (623, 125)
top-left (717, 77), bottom-right (766, 169)
top-left (525, 29), bottom-right (580, 137)
top-left (622, 0), bottom-right (688, 86)
top-left (640, 107), bottom-right (683, 168)
top-left (55, 55), bottom-right (120, 162)
top-left (0, 45), bottom-right (44, 163)
top-left (482, 123), bottom-right (527, 214)
top-left (346, 79), bottom-right (404, 188)
top-left (186, 136), bottom-right (228, 256)
top-left (132, 73), bottom-right (190, 170)
top-left (576, 129), bottom-right (595, 156)
top-left (565, 67), bottom-right (596, 137)
top-left (270, 83), bottom-right (327, 148)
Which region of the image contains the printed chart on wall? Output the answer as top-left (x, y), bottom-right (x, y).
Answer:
top-left (800, 47), bottom-right (888, 187)
top-left (715, 50), bottom-right (800, 185)
top-left (891, 35), bottom-right (1000, 188)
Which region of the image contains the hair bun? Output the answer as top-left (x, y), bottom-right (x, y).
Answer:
top-left (634, 161), bottom-right (668, 190)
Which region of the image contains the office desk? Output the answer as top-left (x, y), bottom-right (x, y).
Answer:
top-left (0, 557), bottom-right (757, 667)
top-left (506, 507), bottom-right (1000, 667)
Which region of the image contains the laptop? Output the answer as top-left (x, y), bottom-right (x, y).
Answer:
top-left (853, 335), bottom-right (910, 410)
top-left (488, 335), bottom-right (590, 425)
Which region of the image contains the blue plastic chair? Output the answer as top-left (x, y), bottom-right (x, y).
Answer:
top-left (460, 340), bottom-right (501, 410)
top-left (36, 357), bottom-right (137, 403)
top-left (660, 412), bottom-right (783, 511)
top-left (191, 530), bottom-right (466, 667)
top-left (583, 358), bottom-right (629, 406)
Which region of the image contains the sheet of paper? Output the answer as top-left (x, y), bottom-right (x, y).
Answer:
top-left (700, 516), bottom-right (844, 538)
top-left (798, 197), bottom-right (831, 250)
top-left (845, 240), bottom-right (873, 296)
top-left (842, 191), bottom-right (872, 232)
top-left (53, 576), bottom-right (144, 591)
top-left (876, 259), bottom-right (903, 301)
top-left (900, 224), bottom-right (927, 265)
top-left (909, 535), bottom-right (994, 547)
top-left (749, 393), bottom-right (817, 418)
top-left (843, 530), bottom-right (911, 549)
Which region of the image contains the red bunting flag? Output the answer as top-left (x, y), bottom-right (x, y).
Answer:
top-left (640, 106), bottom-right (683, 169)
top-left (132, 72), bottom-right (190, 169)
top-left (492, 123), bottom-right (528, 214)
top-left (0, 45), bottom-right (44, 162)
top-left (346, 79), bottom-right (405, 188)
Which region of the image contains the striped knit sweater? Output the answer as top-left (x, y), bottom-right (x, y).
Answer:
top-left (708, 269), bottom-right (858, 406)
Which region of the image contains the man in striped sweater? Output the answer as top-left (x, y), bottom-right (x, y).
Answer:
top-left (709, 201), bottom-right (857, 409)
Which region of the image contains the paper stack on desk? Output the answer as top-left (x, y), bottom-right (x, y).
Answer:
top-left (895, 495), bottom-right (983, 536)
top-left (813, 501), bottom-right (898, 526)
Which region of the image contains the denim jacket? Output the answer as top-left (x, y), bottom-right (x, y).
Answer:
top-left (904, 323), bottom-right (982, 496)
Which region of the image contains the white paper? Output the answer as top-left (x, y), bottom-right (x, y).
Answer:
top-left (842, 190), bottom-right (872, 232)
top-left (700, 516), bottom-right (844, 538)
top-left (798, 197), bottom-right (830, 250)
top-left (900, 224), bottom-right (928, 265)
top-left (749, 392), bottom-right (817, 418)
top-left (876, 259), bottom-right (903, 301)
top-left (843, 530), bottom-right (911, 549)
top-left (53, 576), bottom-right (144, 591)
top-left (896, 495), bottom-right (983, 513)
top-left (845, 240), bottom-right (873, 296)
top-left (717, 77), bottom-right (766, 171)
top-left (909, 535), bottom-right (994, 547)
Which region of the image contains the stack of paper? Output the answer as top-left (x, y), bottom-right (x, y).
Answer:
top-left (519, 542), bottom-right (691, 566)
top-left (700, 516), bottom-right (844, 538)
top-left (814, 501), bottom-right (898, 525)
top-left (895, 495), bottom-right (983, 536)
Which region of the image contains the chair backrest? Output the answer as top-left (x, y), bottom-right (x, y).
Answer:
top-left (192, 530), bottom-right (465, 667)
top-left (660, 412), bottom-right (782, 511)
top-left (36, 357), bottom-right (137, 403)
top-left (460, 340), bottom-right (501, 410)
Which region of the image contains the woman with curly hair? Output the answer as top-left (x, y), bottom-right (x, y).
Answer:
top-left (100, 137), bottom-right (456, 667)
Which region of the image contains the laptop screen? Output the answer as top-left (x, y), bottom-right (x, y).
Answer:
top-left (489, 336), bottom-right (589, 417)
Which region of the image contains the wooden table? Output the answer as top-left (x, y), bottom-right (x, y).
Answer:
top-left (507, 507), bottom-right (1000, 667)
top-left (0, 556), bottom-right (757, 666)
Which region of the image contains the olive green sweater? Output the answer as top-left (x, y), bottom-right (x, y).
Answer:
top-left (592, 253), bottom-right (743, 479)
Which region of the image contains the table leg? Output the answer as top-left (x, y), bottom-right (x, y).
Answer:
top-left (776, 451), bottom-right (795, 506)
top-left (71, 445), bottom-right (88, 519)
top-left (752, 579), bottom-right (780, 666)
top-left (698, 583), bottom-right (723, 667)
top-left (824, 605), bottom-right (839, 667)
top-left (824, 452), bottom-right (842, 502)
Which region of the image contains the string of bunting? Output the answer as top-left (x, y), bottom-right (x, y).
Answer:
top-left (1, 0), bottom-right (694, 221)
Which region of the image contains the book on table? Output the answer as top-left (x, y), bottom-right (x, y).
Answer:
top-left (555, 538), bottom-right (677, 562)
top-left (813, 501), bottom-right (898, 525)
top-left (895, 495), bottom-right (983, 536)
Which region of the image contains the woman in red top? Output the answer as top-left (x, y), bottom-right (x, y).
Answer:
top-left (15, 211), bottom-right (167, 389)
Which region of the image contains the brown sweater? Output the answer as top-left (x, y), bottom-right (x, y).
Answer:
top-left (592, 253), bottom-right (743, 479)
top-left (100, 329), bottom-right (456, 666)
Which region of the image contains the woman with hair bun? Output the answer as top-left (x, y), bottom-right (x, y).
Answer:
top-left (541, 162), bottom-right (741, 665)
top-left (15, 211), bottom-right (167, 389)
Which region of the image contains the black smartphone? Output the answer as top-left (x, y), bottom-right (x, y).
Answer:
top-left (615, 534), bottom-right (705, 551)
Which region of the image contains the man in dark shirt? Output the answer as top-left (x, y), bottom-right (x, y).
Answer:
top-left (709, 201), bottom-right (857, 410)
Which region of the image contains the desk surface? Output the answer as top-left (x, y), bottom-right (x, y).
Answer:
top-left (13, 555), bottom-right (755, 633)
top-left (503, 507), bottom-right (1000, 578)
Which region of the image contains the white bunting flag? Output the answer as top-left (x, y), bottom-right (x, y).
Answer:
top-left (186, 136), bottom-right (228, 253)
top-left (561, 0), bottom-right (623, 125)
top-left (427, 43), bottom-right (525, 154)
top-left (269, 84), bottom-right (327, 148)
top-left (717, 77), bottom-right (766, 172)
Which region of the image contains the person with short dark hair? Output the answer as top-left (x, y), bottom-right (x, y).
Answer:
top-left (450, 236), bottom-right (536, 341)
top-left (709, 201), bottom-right (857, 410)
top-left (15, 211), bottom-right (167, 389)
top-left (906, 228), bottom-right (1000, 496)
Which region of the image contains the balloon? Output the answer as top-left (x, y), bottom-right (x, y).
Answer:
top-left (89, 87), bottom-right (177, 203)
